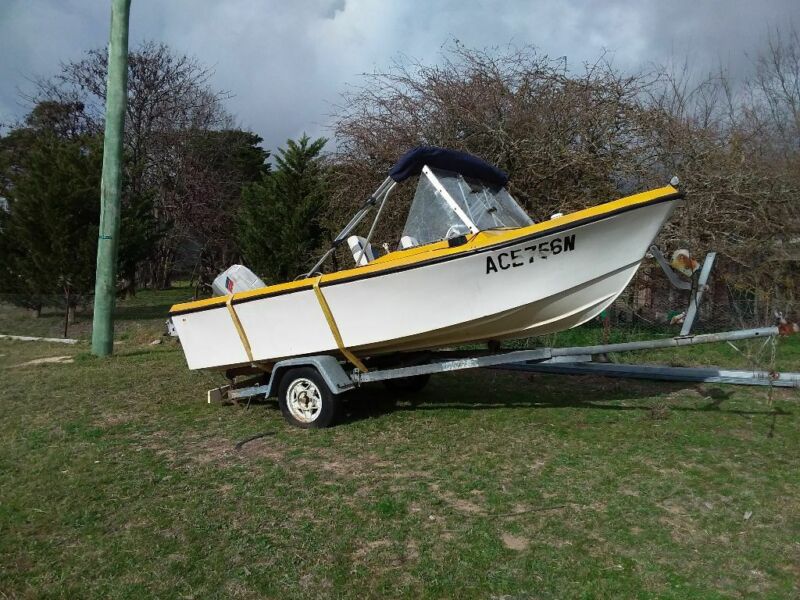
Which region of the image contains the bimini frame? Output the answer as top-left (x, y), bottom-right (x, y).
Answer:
top-left (304, 176), bottom-right (396, 278)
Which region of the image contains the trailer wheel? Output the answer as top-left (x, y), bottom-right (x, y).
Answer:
top-left (382, 373), bottom-right (430, 393)
top-left (278, 367), bottom-right (339, 428)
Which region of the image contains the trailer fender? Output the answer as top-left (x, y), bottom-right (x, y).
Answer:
top-left (269, 355), bottom-right (355, 397)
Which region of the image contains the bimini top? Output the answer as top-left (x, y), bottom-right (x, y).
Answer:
top-left (388, 146), bottom-right (509, 187)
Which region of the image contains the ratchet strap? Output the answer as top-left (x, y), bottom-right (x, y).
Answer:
top-left (313, 276), bottom-right (369, 372)
top-left (225, 294), bottom-right (254, 363)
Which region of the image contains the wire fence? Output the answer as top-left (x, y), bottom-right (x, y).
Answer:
top-left (609, 254), bottom-right (797, 336)
top-left (524, 252), bottom-right (800, 376)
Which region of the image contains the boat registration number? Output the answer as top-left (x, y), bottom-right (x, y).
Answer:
top-left (485, 234), bottom-right (576, 274)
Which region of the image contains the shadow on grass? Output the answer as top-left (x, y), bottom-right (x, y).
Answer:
top-left (335, 376), bottom-right (792, 426)
top-left (114, 303), bottom-right (175, 321)
top-left (215, 372), bottom-right (792, 428)
top-left (2, 298), bottom-right (180, 325)
top-left (113, 286), bottom-right (201, 321)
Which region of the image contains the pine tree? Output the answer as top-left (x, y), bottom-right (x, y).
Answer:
top-left (1, 101), bottom-right (166, 313)
top-left (3, 133), bottom-right (101, 333)
top-left (236, 135), bottom-right (329, 283)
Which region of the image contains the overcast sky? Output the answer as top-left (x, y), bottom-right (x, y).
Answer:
top-left (1, 0), bottom-right (798, 151)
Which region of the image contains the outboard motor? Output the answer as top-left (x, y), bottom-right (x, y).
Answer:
top-left (165, 264), bottom-right (266, 337)
top-left (211, 264), bottom-right (266, 296)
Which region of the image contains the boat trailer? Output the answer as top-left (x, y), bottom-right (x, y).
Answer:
top-left (208, 324), bottom-right (796, 427)
top-left (206, 244), bottom-right (797, 427)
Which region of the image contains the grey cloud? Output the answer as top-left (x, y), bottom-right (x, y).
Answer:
top-left (1, 0), bottom-right (798, 150)
top-left (323, 0), bottom-right (346, 19)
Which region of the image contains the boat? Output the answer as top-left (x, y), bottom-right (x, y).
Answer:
top-left (169, 146), bottom-right (683, 373)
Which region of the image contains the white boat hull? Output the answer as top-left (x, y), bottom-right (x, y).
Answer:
top-left (172, 198), bottom-right (678, 371)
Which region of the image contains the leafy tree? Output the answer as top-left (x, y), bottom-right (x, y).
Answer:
top-left (0, 207), bottom-right (48, 316)
top-left (0, 201), bottom-right (37, 312)
top-left (176, 129), bottom-right (269, 293)
top-left (29, 44), bottom-right (272, 289)
top-left (23, 100), bottom-right (93, 138)
top-left (1, 100), bottom-right (170, 303)
top-left (2, 132), bottom-right (101, 333)
top-left (237, 135), bottom-right (328, 283)
top-left (0, 128), bottom-right (45, 317)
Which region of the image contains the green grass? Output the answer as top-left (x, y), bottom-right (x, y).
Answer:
top-left (1, 289), bottom-right (799, 598)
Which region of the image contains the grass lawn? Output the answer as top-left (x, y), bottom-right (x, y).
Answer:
top-left (1, 289), bottom-right (799, 598)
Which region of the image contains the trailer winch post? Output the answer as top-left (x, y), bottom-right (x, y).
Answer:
top-left (680, 252), bottom-right (716, 336)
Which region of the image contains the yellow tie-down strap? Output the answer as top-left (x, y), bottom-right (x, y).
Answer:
top-left (225, 294), bottom-right (254, 363)
top-left (313, 276), bottom-right (369, 372)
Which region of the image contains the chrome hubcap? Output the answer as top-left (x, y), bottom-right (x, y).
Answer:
top-left (286, 378), bottom-right (322, 423)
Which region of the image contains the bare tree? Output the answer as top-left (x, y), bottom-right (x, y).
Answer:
top-left (332, 43), bottom-right (661, 246)
top-left (33, 42), bottom-right (240, 289)
top-left (331, 38), bottom-right (800, 321)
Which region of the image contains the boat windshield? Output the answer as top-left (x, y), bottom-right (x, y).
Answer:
top-left (401, 167), bottom-right (532, 247)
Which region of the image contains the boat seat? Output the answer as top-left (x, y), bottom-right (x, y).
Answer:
top-left (399, 235), bottom-right (419, 249)
top-left (347, 235), bottom-right (375, 266)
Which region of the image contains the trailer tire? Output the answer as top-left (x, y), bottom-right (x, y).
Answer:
top-left (278, 367), bottom-right (339, 429)
top-left (382, 373), bottom-right (430, 393)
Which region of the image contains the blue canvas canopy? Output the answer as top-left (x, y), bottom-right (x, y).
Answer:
top-left (388, 146), bottom-right (509, 187)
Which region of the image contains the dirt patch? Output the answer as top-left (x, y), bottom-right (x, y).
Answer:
top-left (352, 539), bottom-right (393, 561)
top-left (429, 483), bottom-right (487, 515)
top-left (188, 436), bottom-right (238, 464)
top-left (317, 458), bottom-right (362, 477)
top-left (167, 553), bottom-right (188, 563)
top-left (529, 459), bottom-right (547, 473)
top-left (298, 572), bottom-right (333, 594)
top-left (501, 533), bottom-right (530, 551)
top-left (236, 446), bottom-right (396, 477)
top-left (235, 438), bottom-right (286, 462)
top-left (94, 412), bottom-right (135, 427)
top-left (405, 539), bottom-right (420, 561)
top-left (391, 469), bottom-right (435, 481)
top-left (658, 499), bottom-right (702, 543)
top-left (727, 428), bottom-right (757, 441)
top-left (312, 452), bottom-right (398, 477)
top-left (450, 496), bottom-right (484, 514)
top-left (136, 430), bottom-right (238, 466)
top-left (223, 580), bottom-right (261, 599)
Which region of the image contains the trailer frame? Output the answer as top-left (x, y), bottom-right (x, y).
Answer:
top-left (213, 325), bottom-right (789, 412)
top-left (210, 243), bottom-right (796, 426)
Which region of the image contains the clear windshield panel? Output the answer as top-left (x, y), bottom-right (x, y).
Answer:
top-left (434, 168), bottom-right (532, 231)
top-left (401, 167), bottom-right (532, 246)
top-left (401, 173), bottom-right (468, 246)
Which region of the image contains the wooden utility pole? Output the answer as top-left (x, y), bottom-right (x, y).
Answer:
top-left (91, 0), bottom-right (131, 356)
